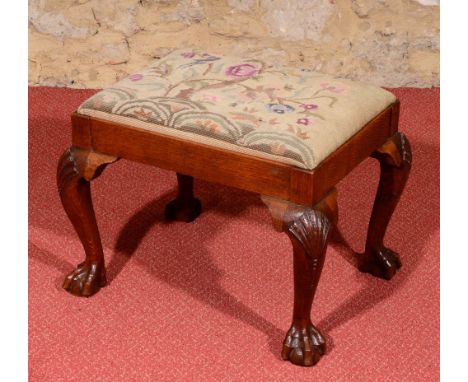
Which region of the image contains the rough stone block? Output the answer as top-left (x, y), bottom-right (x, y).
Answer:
top-left (28, 0), bottom-right (440, 88)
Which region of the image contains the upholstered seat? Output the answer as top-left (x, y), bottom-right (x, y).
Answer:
top-left (78, 49), bottom-right (395, 170)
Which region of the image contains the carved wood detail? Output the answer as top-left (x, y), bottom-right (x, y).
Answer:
top-left (286, 208), bottom-right (330, 260)
top-left (262, 193), bottom-right (333, 366)
top-left (372, 131), bottom-right (412, 168)
top-left (361, 132), bottom-right (412, 280)
top-left (57, 146), bottom-right (118, 297)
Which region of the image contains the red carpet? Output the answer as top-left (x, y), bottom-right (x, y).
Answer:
top-left (28, 87), bottom-right (439, 381)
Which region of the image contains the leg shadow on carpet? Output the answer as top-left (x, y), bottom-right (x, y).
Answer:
top-left (112, 184), bottom-right (286, 359)
top-left (317, 137), bottom-right (439, 337)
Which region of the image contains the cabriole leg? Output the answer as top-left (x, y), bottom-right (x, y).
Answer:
top-left (360, 132), bottom-right (412, 280)
top-left (57, 146), bottom-right (117, 297)
top-left (262, 190), bottom-right (336, 367)
top-left (165, 173), bottom-right (201, 223)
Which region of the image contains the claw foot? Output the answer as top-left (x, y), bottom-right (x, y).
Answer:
top-left (281, 321), bottom-right (326, 367)
top-left (164, 197), bottom-right (201, 223)
top-left (359, 247), bottom-right (401, 280)
top-left (62, 262), bottom-right (106, 297)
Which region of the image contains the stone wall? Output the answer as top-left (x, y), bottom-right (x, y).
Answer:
top-left (28, 0), bottom-right (439, 88)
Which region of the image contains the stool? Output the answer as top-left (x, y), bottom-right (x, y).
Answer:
top-left (57, 49), bottom-right (412, 367)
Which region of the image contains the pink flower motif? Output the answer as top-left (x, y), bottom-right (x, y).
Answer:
top-left (129, 73), bottom-right (143, 81)
top-left (300, 103), bottom-right (318, 110)
top-left (181, 51), bottom-right (195, 59)
top-left (201, 93), bottom-right (218, 102)
top-left (329, 86), bottom-right (346, 93)
top-left (320, 82), bottom-right (346, 93)
top-left (102, 93), bottom-right (117, 103)
top-left (297, 118), bottom-right (310, 126)
top-left (226, 64), bottom-right (259, 78)
top-left (269, 142), bottom-right (286, 155)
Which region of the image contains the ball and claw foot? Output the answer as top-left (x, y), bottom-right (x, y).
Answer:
top-left (359, 247), bottom-right (402, 280)
top-left (62, 262), bottom-right (107, 297)
top-left (281, 322), bottom-right (326, 367)
top-left (164, 197), bottom-right (201, 223)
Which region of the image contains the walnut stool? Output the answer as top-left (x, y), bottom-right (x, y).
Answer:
top-left (57, 49), bottom-right (411, 367)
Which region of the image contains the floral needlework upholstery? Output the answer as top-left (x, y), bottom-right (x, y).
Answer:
top-left (78, 49), bottom-right (396, 170)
